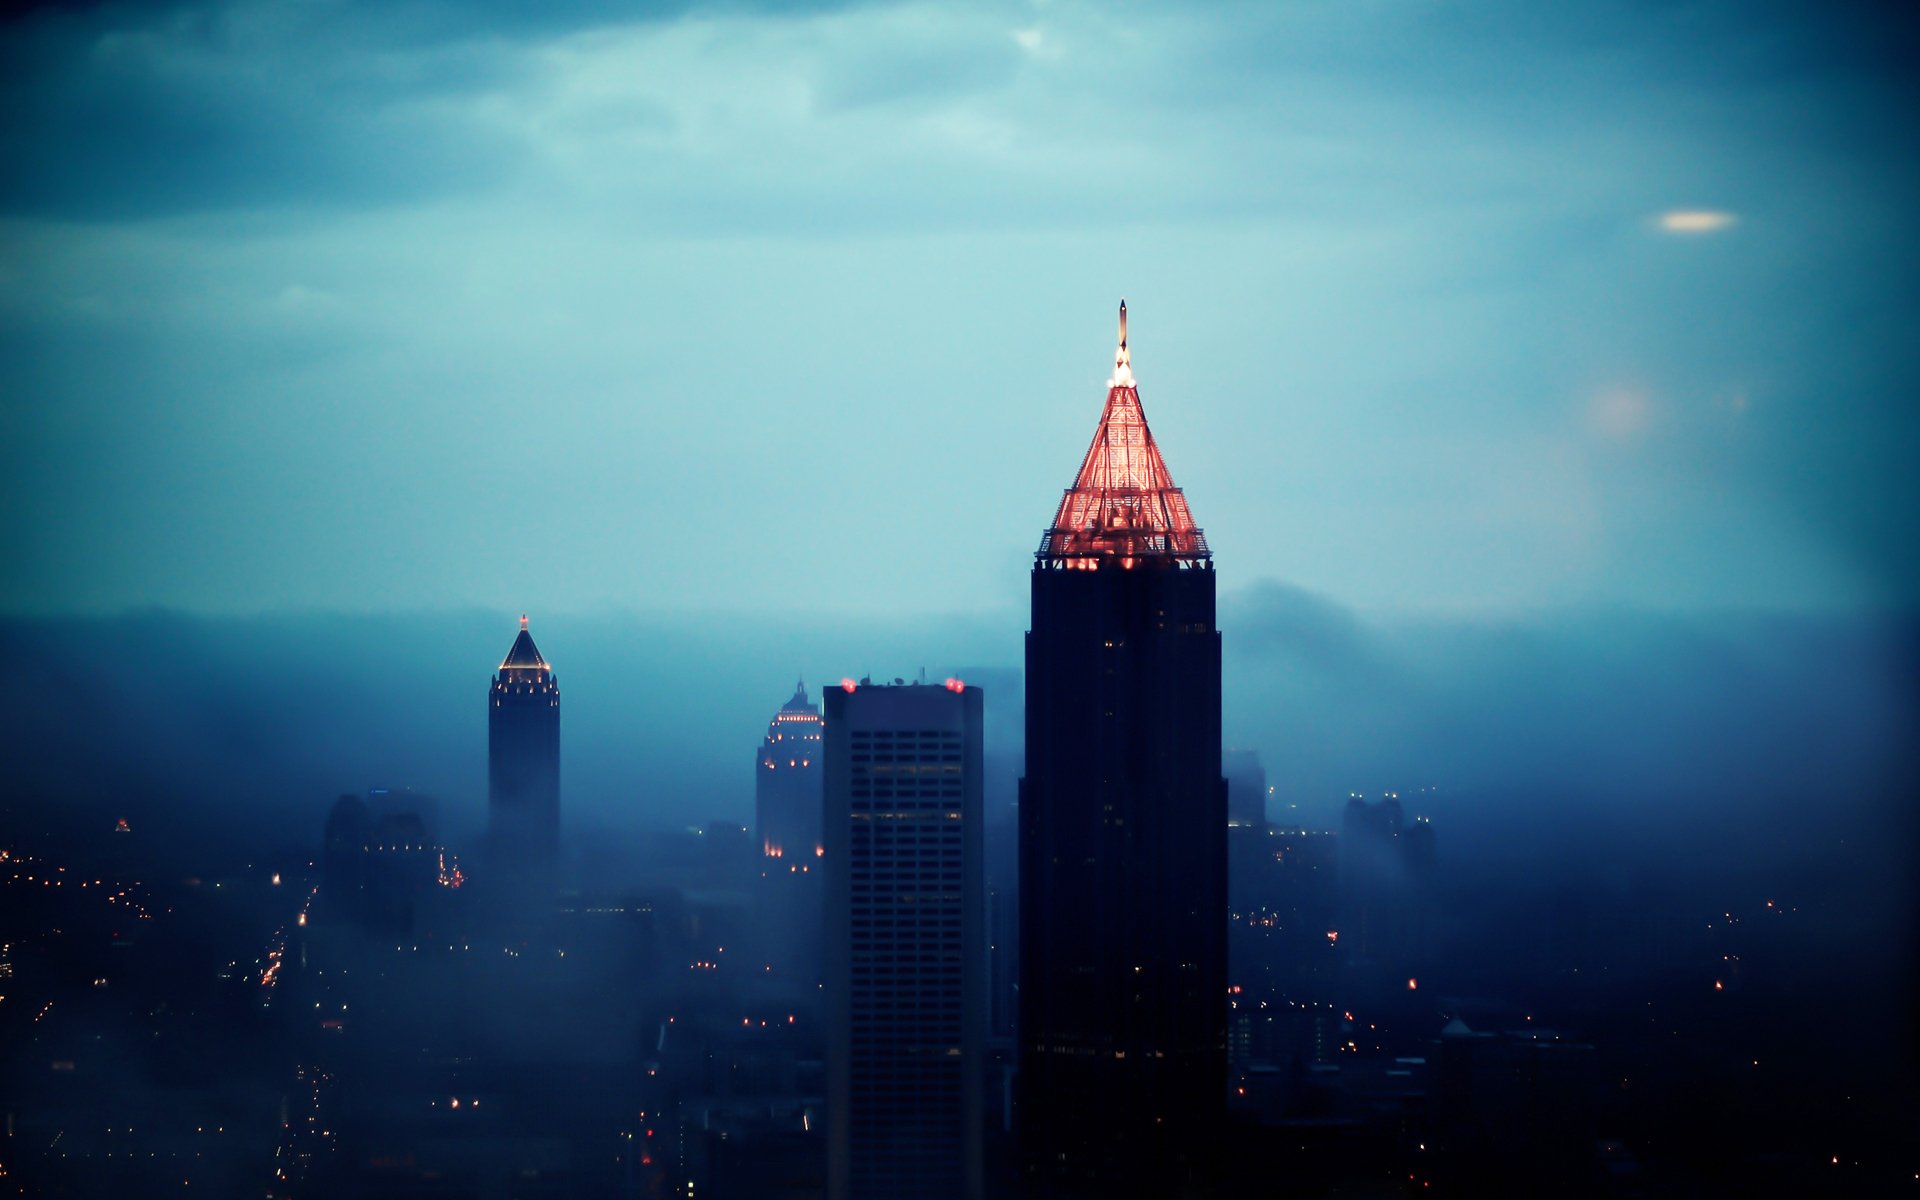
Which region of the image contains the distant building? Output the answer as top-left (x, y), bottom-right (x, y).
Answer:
top-left (756, 682), bottom-right (826, 987)
top-left (824, 678), bottom-right (985, 1200)
top-left (757, 680), bottom-right (824, 860)
top-left (321, 789), bottom-right (442, 937)
top-left (1340, 793), bottom-right (1437, 973)
top-left (1019, 304), bottom-right (1227, 1198)
top-left (489, 616), bottom-right (560, 883)
top-left (1224, 748), bottom-right (1267, 828)
top-left (1341, 793), bottom-right (1404, 966)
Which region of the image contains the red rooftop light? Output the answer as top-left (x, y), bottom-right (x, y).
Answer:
top-left (841, 678), bottom-right (857, 693)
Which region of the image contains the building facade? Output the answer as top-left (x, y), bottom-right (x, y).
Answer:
top-left (824, 679), bottom-right (985, 1200)
top-left (1019, 304), bottom-right (1228, 1198)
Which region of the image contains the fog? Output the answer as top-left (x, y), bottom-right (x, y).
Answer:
top-left (5, 587), bottom-right (1914, 1194)
top-left (7, 586), bottom-right (1910, 888)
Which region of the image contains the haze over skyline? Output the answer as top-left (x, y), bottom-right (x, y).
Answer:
top-left (4, 0), bottom-right (1916, 619)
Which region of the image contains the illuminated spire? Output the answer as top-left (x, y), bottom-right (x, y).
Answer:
top-left (1038, 302), bottom-right (1209, 567)
top-left (499, 617), bottom-right (550, 675)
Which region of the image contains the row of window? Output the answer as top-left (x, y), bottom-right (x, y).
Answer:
top-left (852, 863), bottom-right (963, 871)
top-left (849, 801), bottom-right (964, 812)
top-left (853, 729), bottom-right (958, 738)
top-left (856, 921), bottom-right (967, 933)
top-left (856, 906), bottom-right (967, 917)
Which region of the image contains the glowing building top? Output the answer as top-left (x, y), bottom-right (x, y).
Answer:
top-left (757, 680), bottom-right (823, 861)
top-left (763, 679), bottom-right (824, 749)
top-left (494, 615), bottom-right (557, 695)
top-left (1037, 301), bottom-right (1210, 568)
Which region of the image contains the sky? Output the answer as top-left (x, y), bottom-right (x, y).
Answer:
top-left (2, 0), bottom-right (1916, 622)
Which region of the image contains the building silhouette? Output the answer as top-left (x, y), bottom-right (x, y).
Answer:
top-left (489, 615), bottom-right (560, 885)
top-left (1340, 792), bottom-right (1436, 979)
top-left (758, 680), bottom-right (825, 860)
top-left (320, 788), bottom-right (449, 939)
top-left (824, 678), bottom-right (985, 1200)
top-left (756, 681), bottom-right (826, 986)
top-left (1019, 303), bottom-right (1228, 1198)
top-left (1224, 748), bottom-right (1267, 829)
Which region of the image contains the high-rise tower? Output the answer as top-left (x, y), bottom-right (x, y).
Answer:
top-left (825, 679), bottom-right (985, 1200)
top-left (756, 680), bottom-right (825, 985)
top-left (1019, 303), bottom-right (1227, 1198)
top-left (757, 680), bottom-right (824, 861)
top-left (488, 616), bottom-right (560, 878)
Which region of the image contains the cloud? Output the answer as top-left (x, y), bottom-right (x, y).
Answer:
top-left (0, 5), bottom-right (532, 218)
top-left (0, 0), bottom-right (1915, 620)
top-left (1228, 579), bottom-right (1376, 676)
top-left (1219, 585), bottom-right (1920, 852)
top-left (0, 0), bottom-right (874, 220)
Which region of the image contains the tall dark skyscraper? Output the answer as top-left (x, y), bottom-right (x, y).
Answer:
top-left (1019, 303), bottom-right (1227, 1198)
top-left (488, 615), bottom-right (560, 877)
top-left (824, 679), bottom-right (985, 1200)
top-left (756, 680), bottom-right (825, 985)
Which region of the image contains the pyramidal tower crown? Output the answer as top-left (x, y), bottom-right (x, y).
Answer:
top-left (496, 614), bottom-right (553, 685)
top-left (1037, 300), bottom-right (1210, 568)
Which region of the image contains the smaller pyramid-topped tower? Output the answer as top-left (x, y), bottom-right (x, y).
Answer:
top-left (489, 615), bottom-right (560, 877)
top-left (755, 680), bottom-right (827, 987)
top-left (757, 680), bottom-right (824, 860)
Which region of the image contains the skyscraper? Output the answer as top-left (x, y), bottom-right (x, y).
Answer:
top-left (757, 680), bottom-right (824, 861)
top-left (824, 679), bottom-right (985, 1200)
top-left (1019, 303), bottom-right (1227, 1198)
top-left (488, 615), bottom-right (560, 880)
top-left (1339, 793), bottom-right (1436, 978)
top-left (1223, 748), bottom-right (1268, 829)
top-left (756, 681), bottom-right (825, 985)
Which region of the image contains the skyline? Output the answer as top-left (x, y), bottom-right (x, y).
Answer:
top-left (2, 7), bottom-right (1915, 1194)
top-left (4, 1), bottom-right (1917, 619)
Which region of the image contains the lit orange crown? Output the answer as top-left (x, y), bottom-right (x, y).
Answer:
top-left (1037, 301), bottom-right (1209, 567)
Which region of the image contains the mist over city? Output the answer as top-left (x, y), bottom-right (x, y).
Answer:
top-left (3, 1), bottom-right (1916, 1197)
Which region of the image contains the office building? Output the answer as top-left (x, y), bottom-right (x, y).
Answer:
top-left (1019, 303), bottom-right (1227, 1198)
top-left (824, 678), bottom-right (985, 1200)
top-left (489, 615), bottom-right (560, 882)
top-left (757, 681), bottom-right (827, 985)
top-left (758, 680), bottom-right (825, 860)
top-left (1224, 749), bottom-right (1267, 829)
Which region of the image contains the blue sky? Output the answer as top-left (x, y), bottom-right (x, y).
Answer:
top-left (3, 0), bottom-right (1915, 619)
